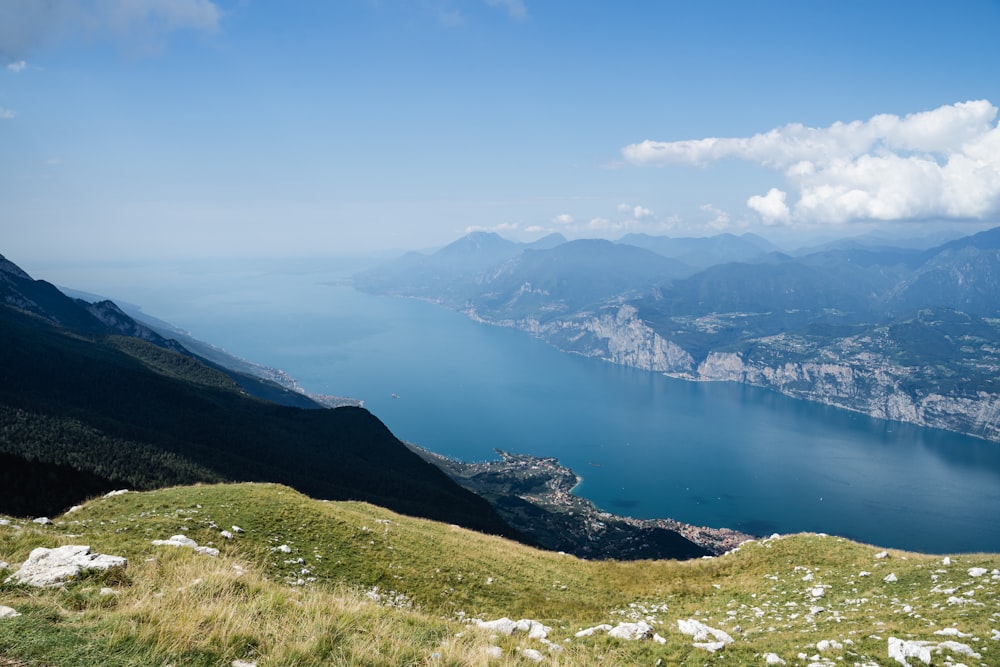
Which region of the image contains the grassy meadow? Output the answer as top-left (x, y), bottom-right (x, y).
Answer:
top-left (1, 483), bottom-right (998, 666)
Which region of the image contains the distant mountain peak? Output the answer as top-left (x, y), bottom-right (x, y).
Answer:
top-left (0, 254), bottom-right (33, 280)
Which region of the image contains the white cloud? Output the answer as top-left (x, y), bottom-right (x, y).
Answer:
top-left (6, 60), bottom-right (26, 72)
top-left (700, 203), bottom-right (731, 231)
top-left (746, 188), bottom-right (790, 225)
top-left (633, 205), bottom-right (653, 219)
top-left (0, 106), bottom-right (15, 119)
top-left (484, 0), bottom-right (527, 20)
top-left (617, 203), bottom-right (654, 219)
top-left (462, 222), bottom-right (520, 235)
top-left (0, 0), bottom-right (221, 59)
top-left (552, 213), bottom-right (573, 225)
top-left (622, 100), bottom-right (1000, 224)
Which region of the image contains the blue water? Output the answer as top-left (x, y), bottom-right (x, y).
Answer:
top-left (50, 259), bottom-right (1000, 554)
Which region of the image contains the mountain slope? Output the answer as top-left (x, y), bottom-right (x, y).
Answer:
top-left (0, 257), bottom-right (520, 538)
top-left (1, 483), bottom-right (998, 666)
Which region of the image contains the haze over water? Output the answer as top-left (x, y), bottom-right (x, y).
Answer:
top-left (59, 260), bottom-right (1000, 554)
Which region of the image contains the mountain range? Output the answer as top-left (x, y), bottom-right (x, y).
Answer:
top-left (354, 227), bottom-right (1000, 442)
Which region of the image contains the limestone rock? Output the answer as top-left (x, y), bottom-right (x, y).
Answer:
top-left (6, 545), bottom-right (127, 588)
top-left (0, 605), bottom-right (20, 618)
top-left (677, 618), bottom-right (734, 652)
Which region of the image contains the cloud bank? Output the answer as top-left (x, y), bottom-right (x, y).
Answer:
top-left (622, 100), bottom-right (1000, 225)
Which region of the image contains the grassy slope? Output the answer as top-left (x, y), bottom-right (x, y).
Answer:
top-left (2, 484), bottom-right (998, 666)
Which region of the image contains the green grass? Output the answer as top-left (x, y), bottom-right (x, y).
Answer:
top-left (2, 483), bottom-right (999, 665)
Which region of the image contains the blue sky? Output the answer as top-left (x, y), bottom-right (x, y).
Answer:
top-left (3, 0), bottom-right (1000, 263)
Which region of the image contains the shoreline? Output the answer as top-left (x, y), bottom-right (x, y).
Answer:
top-left (409, 445), bottom-right (754, 559)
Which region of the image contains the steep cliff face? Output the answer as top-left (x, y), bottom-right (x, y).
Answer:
top-left (468, 305), bottom-right (694, 373)
top-left (471, 303), bottom-right (1000, 443)
top-left (694, 351), bottom-right (1000, 442)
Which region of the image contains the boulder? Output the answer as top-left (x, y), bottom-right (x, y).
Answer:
top-left (5, 545), bottom-right (127, 588)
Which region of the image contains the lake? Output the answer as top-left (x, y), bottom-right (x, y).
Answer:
top-left (45, 258), bottom-right (1000, 554)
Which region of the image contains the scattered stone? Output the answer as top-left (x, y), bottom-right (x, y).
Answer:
top-left (575, 624), bottom-right (613, 638)
top-left (0, 561), bottom-right (8, 570)
top-left (935, 641), bottom-right (980, 660)
top-left (5, 545), bottom-right (127, 588)
top-left (608, 621), bottom-right (661, 642)
top-left (810, 587), bottom-right (826, 598)
top-left (485, 646), bottom-right (503, 659)
top-left (274, 544), bottom-right (292, 553)
top-left (220, 530), bottom-right (234, 540)
top-left (942, 556), bottom-right (951, 566)
top-left (991, 628), bottom-right (1000, 641)
top-left (232, 525), bottom-right (245, 533)
top-left (677, 618), bottom-right (734, 652)
top-left (763, 653), bottom-right (786, 665)
top-left (0, 605), bottom-right (20, 619)
top-left (66, 505), bottom-right (83, 513)
top-left (875, 551), bottom-right (889, 559)
top-left (99, 587), bottom-right (117, 596)
top-left (472, 617), bottom-right (551, 641)
top-left (104, 489), bottom-right (129, 498)
top-left (231, 660), bottom-right (257, 667)
top-left (32, 517), bottom-right (53, 525)
top-left (519, 648), bottom-right (543, 662)
top-left (817, 639), bottom-right (842, 652)
top-left (859, 571), bottom-right (872, 577)
top-left (884, 573), bottom-right (898, 583)
top-left (967, 567), bottom-right (988, 578)
top-left (0, 519), bottom-right (9, 526)
top-left (151, 535), bottom-right (218, 556)
top-left (934, 627), bottom-right (971, 638)
top-left (888, 637), bottom-right (932, 665)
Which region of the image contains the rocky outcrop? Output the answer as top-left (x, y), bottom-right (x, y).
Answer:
top-left (5, 545), bottom-right (127, 587)
top-left (468, 305), bottom-right (694, 373)
top-left (693, 352), bottom-right (1000, 442)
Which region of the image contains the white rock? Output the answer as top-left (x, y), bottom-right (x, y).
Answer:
top-left (0, 519), bottom-right (9, 526)
top-left (0, 605), bottom-right (20, 619)
top-left (764, 653), bottom-right (786, 665)
top-left (5, 545), bottom-right (127, 588)
top-left (934, 627), bottom-right (971, 638)
top-left (677, 618), bottom-right (734, 650)
top-left (475, 617), bottom-right (518, 635)
top-left (942, 556), bottom-right (951, 565)
top-left (859, 571), bottom-right (872, 577)
top-left (99, 587), bottom-right (117, 596)
top-left (104, 489), bottom-right (129, 498)
top-left (220, 530), bottom-right (234, 539)
top-left (967, 567), bottom-right (988, 578)
top-left (232, 525), bottom-right (245, 533)
top-left (485, 646), bottom-right (503, 659)
top-left (231, 661), bottom-right (257, 667)
top-left (875, 551), bottom-right (889, 559)
top-left (575, 624), bottom-right (613, 638)
top-left (817, 639), bottom-right (842, 651)
top-left (888, 637), bottom-right (932, 665)
top-left (884, 573), bottom-right (898, 583)
top-left (810, 587), bottom-right (826, 598)
top-left (66, 505), bottom-right (83, 514)
top-left (0, 562), bottom-right (8, 570)
top-left (991, 628), bottom-right (1000, 641)
top-left (32, 517), bottom-right (53, 525)
top-left (152, 535), bottom-right (198, 549)
top-left (935, 640), bottom-right (980, 659)
top-left (274, 544), bottom-right (292, 553)
top-left (519, 648), bottom-right (543, 662)
top-left (152, 535), bottom-right (217, 556)
top-left (608, 621), bottom-right (656, 641)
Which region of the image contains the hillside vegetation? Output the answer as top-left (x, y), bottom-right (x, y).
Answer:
top-left (2, 484), bottom-right (999, 666)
